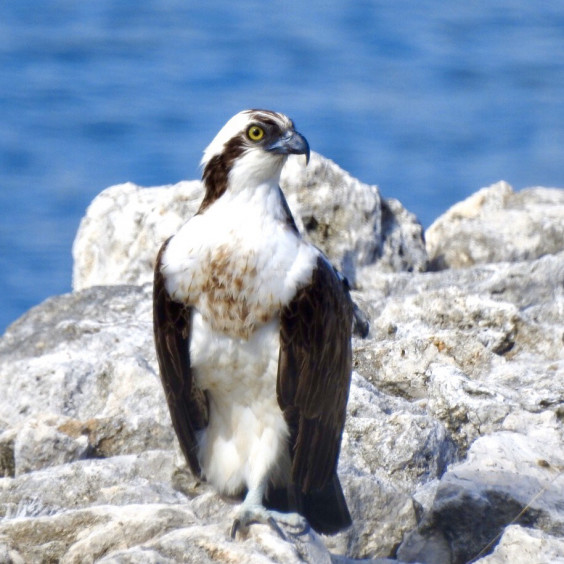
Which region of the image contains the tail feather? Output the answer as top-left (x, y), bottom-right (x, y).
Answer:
top-left (300, 474), bottom-right (352, 535)
top-left (266, 474), bottom-right (352, 535)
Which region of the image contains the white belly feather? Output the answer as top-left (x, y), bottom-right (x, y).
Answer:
top-left (161, 181), bottom-right (318, 495)
top-left (190, 313), bottom-right (289, 495)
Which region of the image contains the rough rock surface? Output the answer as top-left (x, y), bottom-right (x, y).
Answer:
top-left (478, 525), bottom-right (564, 564)
top-left (0, 284), bottom-right (449, 563)
top-left (2, 170), bottom-right (564, 563)
top-left (426, 180), bottom-right (564, 270)
top-left (72, 151), bottom-right (427, 292)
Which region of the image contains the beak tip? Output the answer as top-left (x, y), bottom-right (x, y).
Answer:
top-left (300, 134), bottom-right (311, 166)
top-left (265, 129), bottom-right (310, 163)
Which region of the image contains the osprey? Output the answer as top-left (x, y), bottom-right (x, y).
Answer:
top-left (153, 109), bottom-right (353, 536)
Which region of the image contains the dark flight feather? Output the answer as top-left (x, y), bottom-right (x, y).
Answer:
top-left (277, 255), bottom-right (354, 532)
top-left (153, 238), bottom-right (209, 477)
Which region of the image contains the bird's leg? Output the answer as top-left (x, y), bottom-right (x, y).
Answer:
top-left (230, 478), bottom-right (308, 539)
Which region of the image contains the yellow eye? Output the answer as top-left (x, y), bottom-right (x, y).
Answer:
top-left (247, 125), bottom-right (265, 141)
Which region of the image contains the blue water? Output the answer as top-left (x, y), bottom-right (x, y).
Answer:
top-left (1, 1), bottom-right (564, 333)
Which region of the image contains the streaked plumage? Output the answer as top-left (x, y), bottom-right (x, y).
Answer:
top-left (153, 109), bottom-right (354, 535)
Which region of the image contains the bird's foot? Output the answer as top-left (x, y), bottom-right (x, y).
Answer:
top-left (230, 503), bottom-right (309, 540)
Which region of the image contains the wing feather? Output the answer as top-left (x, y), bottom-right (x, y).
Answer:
top-left (153, 238), bottom-right (208, 477)
top-left (277, 255), bottom-right (353, 493)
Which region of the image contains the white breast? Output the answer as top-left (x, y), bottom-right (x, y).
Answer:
top-left (161, 181), bottom-right (318, 338)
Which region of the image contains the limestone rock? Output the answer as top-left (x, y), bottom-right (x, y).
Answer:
top-left (0, 284), bottom-right (446, 562)
top-left (72, 181), bottom-right (203, 292)
top-left (355, 248), bottom-right (564, 562)
top-left (426, 181), bottom-right (564, 269)
top-left (2, 176), bottom-right (564, 562)
top-left (72, 152), bottom-right (427, 292)
top-left (280, 153), bottom-right (427, 281)
top-left (328, 373), bottom-right (456, 558)
top-left (13, 413), bottom-right (91, 476)
top-left (398, 412), bottom-right (564, 564)
top-left (356, 251), bottom-right (564, 413)
top-left (0, 285), bottom-right (175, 464)
top-left (478, 525), bottom-right (564, 564)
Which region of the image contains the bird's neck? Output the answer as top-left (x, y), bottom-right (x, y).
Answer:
top-left (227, 153), bottom-right (284, 196)
top-left (200, 153), bottom-right (286, 215)
top-left (228, 179), bottom-right (286, 219)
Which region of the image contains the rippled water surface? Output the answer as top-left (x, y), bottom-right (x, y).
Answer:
top-left (1, 1), bottom-right (563, 331)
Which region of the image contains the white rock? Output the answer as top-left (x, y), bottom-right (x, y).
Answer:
top-left (399, 412), bottom-right (564, 563)
top-left (2, 175), bottom-right (564, 562)
top-left (0, 285), bottom-right (444, 561)
top-left (72, 181), bottom-right (203, 291)
top-left (477, 525), bottom-right (564, 563)
top-left (426, 181), bottom-right (564, 269)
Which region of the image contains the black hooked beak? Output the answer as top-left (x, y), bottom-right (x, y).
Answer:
top-left (266, 130), bottom-right (310, 164)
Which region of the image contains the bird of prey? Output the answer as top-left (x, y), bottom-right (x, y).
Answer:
top-left (153, 109), bottom-right (354, 537)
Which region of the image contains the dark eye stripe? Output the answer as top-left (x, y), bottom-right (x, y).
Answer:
top-left (255, 117), bottom-right (278, 128)
top-left (200, 135), bottom-right (247, 212)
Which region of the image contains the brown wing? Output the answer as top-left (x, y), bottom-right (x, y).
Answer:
top-left (277, 255), bottom-right (353, 493)
top-left (153, 238), bottom-right (208, 477)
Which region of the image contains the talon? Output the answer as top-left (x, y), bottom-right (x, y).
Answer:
top-left (267, 516), bottom-right (287, 540)
top-left (231, 518), bottom-right (241, 539)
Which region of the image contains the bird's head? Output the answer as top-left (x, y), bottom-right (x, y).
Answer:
top-left (200, 110), bottom-right (310, 204)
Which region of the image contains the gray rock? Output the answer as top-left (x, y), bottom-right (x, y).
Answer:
top-left (97, 523), bottom-right (332, 564)
top-left (398, 412), bottom-right (564, 564)
top-left (426, 181), bottom-right (564, 269)
top-left (342, 374), bottom-right (456, 491)
top-left (0, 285), bottom-right (175, 465)
top-left (280, 153), bottom-right (427, 281)
top-left (0, 283), bottom-right (447, 562)
top-left (0, 450), bottom-right (187, 519)
top-left (13, 413), bottom-right (91, 476)
top-left (355, 246), bottom-right (564, 562)
top-left (327, 374), bottom-right (456, 559)
top-left (356, 251), bottom-right (564, 452)
top-left (72, 151), bottom-right (426, 292)
top-left (478, 525), bottom-right (564, 563)
top-left (1, 175), bottom-right (564, 562)
top-left (0, 504), bottom-right (197, 564)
